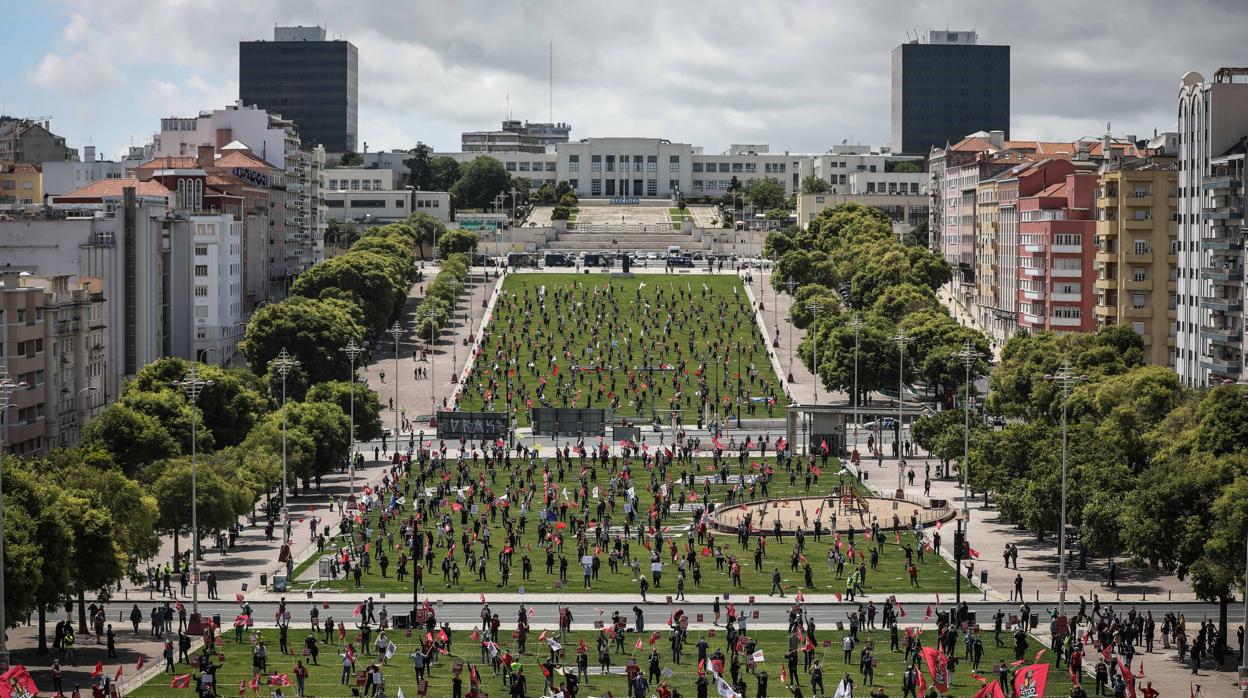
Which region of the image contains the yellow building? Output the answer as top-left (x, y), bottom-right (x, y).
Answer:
top-left (1093, 160), bottom-right (1178, 366)
top-left (0, 163), bottom-right (43, 206)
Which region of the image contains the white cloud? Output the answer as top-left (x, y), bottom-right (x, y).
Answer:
top-left (26, 0), bottom-right (1248, 158)
top-left (27, 49), bottom-right (122, 93)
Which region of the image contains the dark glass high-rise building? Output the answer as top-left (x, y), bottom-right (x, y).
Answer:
top-left (239, 26), bottom-right (358, 154)
top-left (891, 31), bottom-right (1010, 155)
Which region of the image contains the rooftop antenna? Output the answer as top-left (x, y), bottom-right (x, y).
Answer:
top-left (549, 40), bottom-right (553, 123)
top-left (506, 93), bottom-right (510, 122)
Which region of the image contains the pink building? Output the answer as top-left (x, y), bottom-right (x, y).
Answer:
top-left (1016, 171), bottom-right (1099, 332)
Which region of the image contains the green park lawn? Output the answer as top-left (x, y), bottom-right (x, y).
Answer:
top-left (292, 455), bottom-right (960, 595)
top-left (127, 627), bottom-right (1067, 698)
top-left (457, 274), bottom-right (785, 427)
top-left (669, 208), bottom-right (693, 224)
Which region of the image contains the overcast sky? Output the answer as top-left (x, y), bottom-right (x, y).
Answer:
top-left (4, 0), bottom-right (1245, 161)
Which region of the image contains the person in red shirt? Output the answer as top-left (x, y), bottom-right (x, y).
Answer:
top-left (294, 660), bottom-right (309, 698)
top-left (1141, 682), bottom-right (1159, 698)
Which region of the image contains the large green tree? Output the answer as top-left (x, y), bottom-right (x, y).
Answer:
top-left (290, 250), bottom-right (406, 333)
top-left (429, 156), bottom-right (462, 193)
top-left (451, 156), bottom-right (510, 209)
top-left (239, 296), bottom-right (366, 385)
top-left (437, 229), bottom-right (480, 258)
top-left (81, 403), bottom-right (179, 477)
top-left (744, 177), bottom-right (787, 211)
top-left (404, 142), bottom-right (434, 190)
top-left (306, 380), bottom-right (383, 442)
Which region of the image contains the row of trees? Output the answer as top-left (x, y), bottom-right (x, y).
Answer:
top-left (413, 253), bottom-right (471, 343)
top-left (766, 203), bottom-right (985, 404)
top-left (916, 326), bottom-right (1248, 624)
top-left (7, 353), bottom-right (382, 647)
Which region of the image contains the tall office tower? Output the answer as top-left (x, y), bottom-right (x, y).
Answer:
top-left (1176, 68), bottom-right (1248, 386)
top-left (239, 26), bottom-right (358, 154)
top-left (892, 31), bottom-right (1010, 155)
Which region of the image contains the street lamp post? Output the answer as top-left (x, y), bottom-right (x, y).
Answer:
top-left (782, 279), bottom-right (798, 375)
top-left (389, 323), bottom-right (403, 444)
top-left (449, 282), bottom-right (460, 379)
top-left (952, 339), bottom-right (981, 607)
top-left (273, 349), bottom-right (298, 547)
top-left (1044, 362), bottom-right (1088, 620)
top-left (0, 367), bottom-right (30, 668)
top-left (848, 314), bottom-right (865, 454)
top-left (172, 365), bottom-right (214, 619)
top-left (735, 342), bottom-right (742, 425)
top-left (423, 309), bottom-right (439, 421)
top-left (806, 302), bottom-right (822, 404)
top-left (340, 340), bottom-right (364, 496)
top-left (892, 330), bottom-right (911, 475)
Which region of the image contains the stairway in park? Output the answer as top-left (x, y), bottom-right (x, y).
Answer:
top-left (547, 223), bottom-right (712, 252)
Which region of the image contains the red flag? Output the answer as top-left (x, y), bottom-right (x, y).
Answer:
top-left (635, 639), bottom-right (644, 650)
top-left (353, 604), bottom-right (363, 617)
top-left (171, 675), bottom-right (192, 689)
top-left (470, 629), bottom-right (481, 642)
top-left (924, 605), bottom-right (932, 621)
top-left (698, 659), bottom-right (706, 675)
top-left (1116, 659), bottom-right (1135, 698)
top-left (270, 674), bottom-right (291, 687)
top-left (438, 628), bottom-right (450, 643)
top-left (480, 594), bottom-right (487, 605)
top-left (238, 681), bottom-right (247, 696)
top-left (1015, 664), bottom-right (1050, 698)
top-left (969, 546), bottom-right (981, 559)
top-left (235, 594), bottom-right (244, 604)
top-left (920, 647), bottom-right (950, 693)
top-left (136, 656), bottom-right (146, 672)
top-left (1034, 650), bottom-right (1047, 663)
top-left (249, 676), bottom-right (260, 695)
top-left (820, 438), bottom-right (828, 453)
top-left (92, 661), bottom-right (104, 678)
top-left (115, 665), bottom-right (124, 682)
top-left (649, 631), bottom-right (660, 645)
top-left (835, 592), bottom-right (843, 603)
top-left (780, 664), bottom-right (788, 684)
top-left (974, 681), bottom-right (1007, 698)
top-left (897, 603), bottom-right (906, 617)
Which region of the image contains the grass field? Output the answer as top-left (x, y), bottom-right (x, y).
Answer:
top-left (457, 274), bottom-right (784, 427)
top-left (127, 627), bottom-right (1069, 698)
top-left (291, 451), bottom-right (960, 595)
top-left (669, 208), bottom-right (694, 225)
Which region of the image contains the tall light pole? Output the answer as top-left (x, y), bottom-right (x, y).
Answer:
top-left (806, 301), bottom-right (822, 404)
top-left (273, 348), bottom-right (298, 544)
top-left (848, 314), bottom-right (865, 453)
top-left (389, 322), bottom-right (403, 444)
top-left (952, 339), bottom-right (980, 607)
top-left (0, 366), bottom-right (29, 668)
top-left (782, 279), bottom-right (798, 375)
top-left (1044, 362), bottom-right (1088, 619)
top-left (172, 365), bottom-right (213, 619)
top-left (449, 281), bottom-right (461, 379)
top-left (340, 340), bottom-right (364, 495)
top-left (892, 330), bottom-right (911, 469)
top-left (423, 309), bottom-right (438, 421)
top-left (769, 252), bottom-right (779, 336)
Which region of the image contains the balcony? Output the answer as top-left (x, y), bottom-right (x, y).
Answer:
top-left (1094, 251), bottom-right (1117, 265)
top-left (1019, 266), bottom-right (1043, 278)
top-left (1124, 279), bottom-right (1152, 291)
top-left (1200, 234), bottom-right (1243, 251)
top-left (1094, 304), bottom-right (1117, 318)
top-left (1204, 206), bottom-right (1245, 221)
top-left (1021, 244), bottom-right (1045, 254)
top-left (1021, 313), bottom-right (1043, 326)
top-left (1052, 292), bottom-right (1083, 302)
top-left (1051, 268), bottom-right (1082, 278)
top-left (1125, 218), bottom-right (1155, 230)
top-left (1202, 325), bottom-right (1242, 343)
top-left (1094, 277), bottom-right (1118, 291)
top-left (1202, 267), bottom-right (1244, 282)
top-left (1124, 306), bottom-right (1153, 319)
top-left (1202, 175), bottom-right (1237, 190)
top-left (1200, 354), bottom-right (1243, 375)
top-left (1124, 252), bottom-right (1153, 264)
top-left (1050, 316), bottom-right (1082, 328)
top-left (1128, 195), bottom-right (1154, 207)
top-left (1201, 298), bottom-right (1244, 313)
top-left (1052, 244), bottom-right (1082, 254)
top-left (1021, 289), bottom-right (1046, 301)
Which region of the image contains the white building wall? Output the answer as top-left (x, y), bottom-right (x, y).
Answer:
top-left (1176, 73), bottom-right (1248, 387)
top-left (41, 160), bottom-right (125, 200)
top-left (190, 215), bottom-right (243, 365)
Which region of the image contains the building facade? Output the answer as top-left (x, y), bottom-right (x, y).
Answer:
top-left (41, 146), bottom-right (125, 201)
top-left (1176, 68), bottom-right (1248, 386)
top-left (1016, 172), bottom-right (1099, 333)
top-left (0, 163), bottom-right (42, 206)
top-left (891, 31), bottom-right (1010, 155)
top-left (239, 26), bottom-right (358, 154)
top-left (0, 117), bottom-right (76, 165)
top-left (1093, 161), bottom-right (1179, 367)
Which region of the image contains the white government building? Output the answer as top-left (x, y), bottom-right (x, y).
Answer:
top-left (360, 137), bottom-right (914, 202)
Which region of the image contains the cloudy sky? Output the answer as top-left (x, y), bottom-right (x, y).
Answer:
top-left (4, 0), bottom-right (1244, 160)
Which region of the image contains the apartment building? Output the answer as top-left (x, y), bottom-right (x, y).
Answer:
top-left (41, 146), bottom-right (125, 200)
top-left (0, 273), bottom-right (106, 456)
top-left (1093, 160), bottom-right (1179, 366)
top-left (462, 120), bottom-right (571, 154)
top-left (1016, 172), bottom-right (1099, 333)
top-left (1176, 68), bottom-right (1248, 386)
top-left (188, 216), bottom-right (244, 364)
top-left (0, 117), bottom-right (76, 165)
top-left (0, 163), bottom-right (42, 206)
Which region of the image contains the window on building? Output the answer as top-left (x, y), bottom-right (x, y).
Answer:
top-left (505, 162), bottom-right (517, 172)
top-left (194, 286), bottom-right (209, 297)
top-left (591, 155), bottom-right (601, 172)
top-left (569, 155), bottom-right (580, 173)
top-left (669, 155), bottom-right (680, 173)
top-left (1054, 234), bottom-right (1082, 246)
top-left (719, 163), bottom-right (730, 173)
top-left (647, 156), bottom-right (658, 173)
top-left (692, 163), bottom-right (703, 173)
top-left (866, 183), bottom-right (875, 193)
top-left (1131, 293), bottom-right (1146, 309)
top-left (647, 180), bottom-right (657, 196)
top-left (518, 162), bottom-right (530, 172)
top-left (669, 179), bottom-right (678, 192)
top-left (732, 163), bottom-right (743, 173)
top-left (194, 265), bottom-right (208, 276)
top-left (1132, 268), bottom-right (1146, 282)
top-left (1133, 240), bottom-right (1150, 254)
top-left (745, 163), bottom-right (757, 174)
top-left (591, 179), bottom-right (602, 196)
top-left (350, 180), bottom-right (359, 190)
top-left (605, 180), bottom-right (615, 196)
top-left (569, 179), bottom-right (579, 190)
top-left (194, 245), bottom-right (208, 256)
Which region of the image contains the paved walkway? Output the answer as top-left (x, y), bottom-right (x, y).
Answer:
top-left (937, 284), bottom-right (1003, 361)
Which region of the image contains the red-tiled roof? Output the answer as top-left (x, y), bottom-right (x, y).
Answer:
top-left (54, 177), bottom-right (171, 201)
top-left (135, 156), bottom-right (200, 172)
top-left (3, 163), bottom-right (40, 174)
top-left (214, 149), bottom-right (274, 170)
